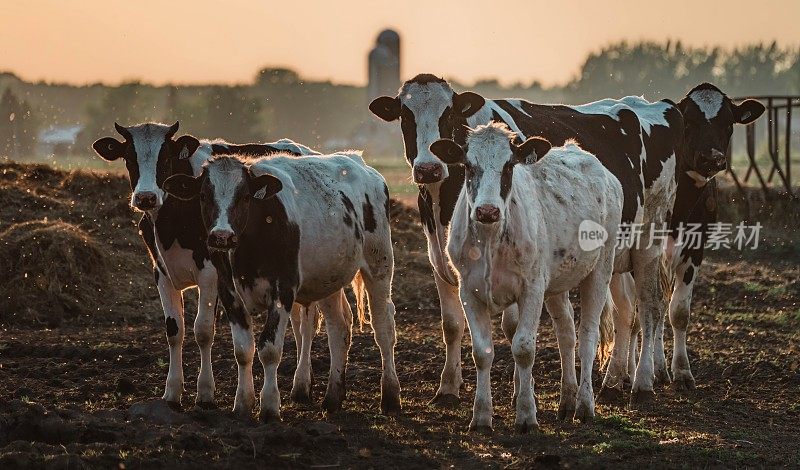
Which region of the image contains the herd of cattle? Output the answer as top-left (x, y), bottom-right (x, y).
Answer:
top-left (91, 75), bottom-right (765, 432)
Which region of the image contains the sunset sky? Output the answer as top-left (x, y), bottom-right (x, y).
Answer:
top-left (1, 0), bottom-right (799, 87)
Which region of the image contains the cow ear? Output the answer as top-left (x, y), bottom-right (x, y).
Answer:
top-left (453, 91), bottom-right (485, 118)
top-left (514, 137), bottom-right (551, 164)
top-left (172, 135), bottom-right (201, 159)
top-left (369, 96), bottom-right (401, 122)
top-left (430, 139), bottom-right (465, 165)
top-left (163, 174), bottom-right (201, 200)
top-left (92, 137), bottom-right (126, 161)
top-left (733, 99), bottom-right (765, 125)
top-left (248, 172), bottom-right (283, 199)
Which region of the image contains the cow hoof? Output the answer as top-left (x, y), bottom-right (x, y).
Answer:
top-left (575, 403), bottom-right (595, 423)
top-left (622, 377), bottom-right (633, 390)
top-left (628, 390), bottom-right (656, 410)
top-left (596, 386), bottom-right (625, 405)
top-left (557, 403), bottom-right (576, 421)
top-left (430, 392), bottom-right (460, 408)
top-left (165, 400), bottom-right (183, 412)
top-left (514, 420), bottom-right (538, 434)
top-left (468, 422), bottom-right (493, 434)
top-left (195, 400), bottom-right (217, 410)
top-left (654, 368), bottom-right (671, 387)
top-left (322, 394), bottom-right (344, 414)
top-left (290, 387), bottom-right (313, 404)
top-left (259, 410), bottom-right (281, 424)
top-left (671, 376), bottom-right (696, 392)
top-left (381, 394), bottom-right (402, 416)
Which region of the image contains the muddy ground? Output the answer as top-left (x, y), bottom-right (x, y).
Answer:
top-left (1, 161), bottom-right (799, 469)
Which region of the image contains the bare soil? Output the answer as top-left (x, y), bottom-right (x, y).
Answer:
top-left (1, 160), bottom-right (799, 469)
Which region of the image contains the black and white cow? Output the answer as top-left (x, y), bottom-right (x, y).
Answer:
top-left (370, 74), bottom-right (683, 407)
top-left (664, 84), bottom-right (763, 389)
top-left (162, 152), bottom-right (400, 421)
top-left (599, 83), bottom-right (765, 399)
top-left (92, 122), bottom-right (318, 408)
top-left (619, 84), bottom-right (765, 390)
top-left (431, 123), bottom-right (623, 431)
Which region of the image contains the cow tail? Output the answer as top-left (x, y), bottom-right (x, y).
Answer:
top-left (597, 286), bottom-right (615, 371)
top-left (313, 304), bottom-right (323, 334)
top-left (352, 270), bottom-right (369, 333)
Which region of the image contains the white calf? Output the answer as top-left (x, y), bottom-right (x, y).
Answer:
top-left (431, 123), bottom-right (622, 431)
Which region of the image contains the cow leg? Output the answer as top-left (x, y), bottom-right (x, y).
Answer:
top-left (156, 271), bottom-right (185, 408)
top-left (291, 303), bottom-right (317, 403)
top-left (257, 306), bottom-right (291, 422)
top-left (462, 289), bottom-right (494, 432)
top-left (194, 261), bottom-right (217, 408)
top-left (320, 289), bottom-right (353, 413)
top-left (361, 269), bottom-right (401, 415)
top-left (629, 254), bottom-right (665, 407)
top-left (544, 292), bottom-right (577, 420)
top-left (599, 273), bottom-right (636, 404)
top-left (670, 260), bottom-right (697, 391)
top-left (575, 258), bottom-right (615, 422)
top-left (289, 303), bottom-right (304, 397)
top-left (512, 284), bottom-right (545, 433)
top-left (217, 275), bottom-right (256, 418)
top-left (628, 323), bottom-right (640, 387)
top-left (653, 303), bottom-right (670, 386)
top-left (501, 305), bottom-right (521, 407)
top-left (431, 272), bottom-right (465, 406)
top-left (194, 262), bottom-right (218, 407)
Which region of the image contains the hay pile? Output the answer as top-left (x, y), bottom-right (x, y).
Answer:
top-left (0, 220), bottom-right (110, 327)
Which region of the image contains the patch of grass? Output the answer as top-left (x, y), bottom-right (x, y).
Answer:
top-left (742, 281), bottom-right (766, 293)
top-left (595, 414), bottom-right (657, 438)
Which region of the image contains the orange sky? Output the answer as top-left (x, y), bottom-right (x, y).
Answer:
top-left (1, 0), bottom-right (799, 87)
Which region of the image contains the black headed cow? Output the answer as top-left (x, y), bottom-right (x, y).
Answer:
top-left (600, 84), bottom-right (766, 401)
top-left (664, 84), bottom-right (764, 389)
top-left (92, 122), bottom-right (317, 409)
top-left (370, 74), bottom-right (683, 409)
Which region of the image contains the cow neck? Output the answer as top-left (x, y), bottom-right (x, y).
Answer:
top-left (671, 170), bottom-right (715, 231)
top-left (148, 158), bottom-right (209, 271)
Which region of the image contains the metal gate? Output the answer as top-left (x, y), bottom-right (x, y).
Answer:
top-left (728, 96), bottom-right (800, 197)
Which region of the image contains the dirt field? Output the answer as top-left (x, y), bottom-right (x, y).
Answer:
top-left (1, 160), bottom-right (799, 469)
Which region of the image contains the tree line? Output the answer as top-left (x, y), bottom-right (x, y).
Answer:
top-left (0, 40), bottom-right (797, 157)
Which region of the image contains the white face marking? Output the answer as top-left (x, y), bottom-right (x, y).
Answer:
top-left (401, 81), bottom-right (454, 171)
top-left (207, 162), bottom-right (245, 233)
top-left (465, 124), bottom-right (516, 219)
top-left (127, 124), bottom-right (170, 208)
top-left (689, 89), bottom-right (724, 120)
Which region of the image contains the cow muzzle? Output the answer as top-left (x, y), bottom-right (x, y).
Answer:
top-left (132, 191), bottom-right (160, 211)
top-left (413, 162), bottom-right (444, 184)
top-left (700, 149), bottom-right (727, 174)
top-left (474, 204), bottom-right (501, 225)
top-left (207, 228), bottom-right (238, 250)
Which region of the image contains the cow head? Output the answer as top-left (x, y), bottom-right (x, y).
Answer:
top-left (369, 74), bottom-right (485, 185)
top-left (431, 123), bottom-right (550, 225)
top-left (162, 156), bottom-right (282, 251)
top-left (678, 83), bottom-right (765, 184)
top-left (92, 122), bottom-right (200, 211)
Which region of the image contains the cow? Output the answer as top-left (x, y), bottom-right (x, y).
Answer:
top-left (92, 122), bottom-right (319, 409)
top-left (430, 123), bottom-right (623, 431)
top-left (601, 84), bottom-right (766, 396)
top-left (370, 74), bottom-right (683, 408)
top-left (162, 152), bottom-right (400, 421)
